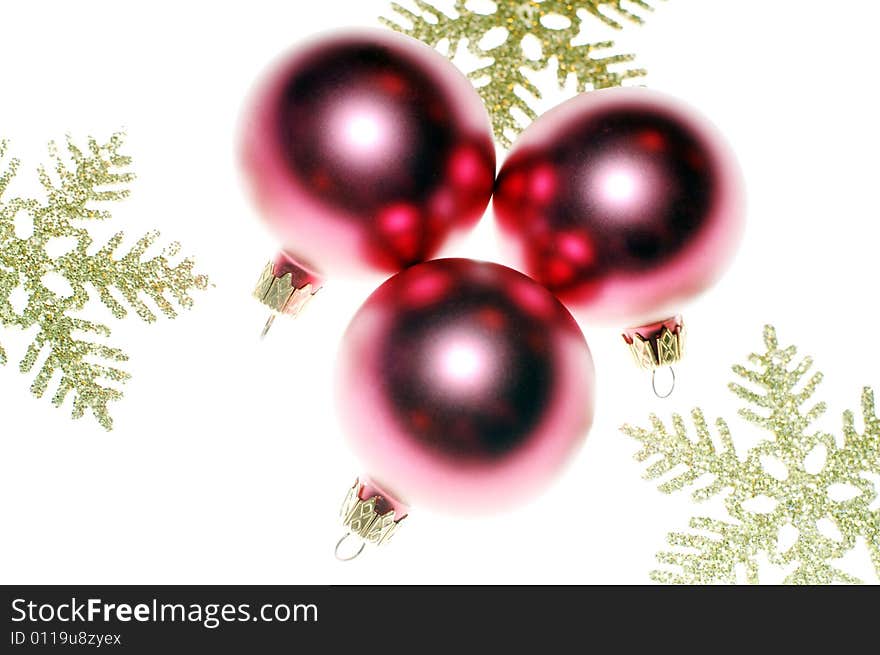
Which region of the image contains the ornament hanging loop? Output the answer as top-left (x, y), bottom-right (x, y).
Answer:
top-left (260, 313), bottom-right (277, 339)
top-left (622, 316), bottom-right (684, 399)
top-left (334, 533), bottom-right (365, 562)
top-left (652, 367), bottom-right (676, 399)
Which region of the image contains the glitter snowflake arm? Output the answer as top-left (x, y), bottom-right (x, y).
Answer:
top-left (382, 1), bottom-right (471, 53)
top-left (382, 1), bottom-right (655, 146)
top-left (622, 406), bottom-right (768, 583)
top-left (21, 316), bottom-right (129, 430)
top-left (581, 1), bottom-right (654, 28)
top-left (0, 140), bottom-right (17, 197)
top-left (38, 133), bottom-right (134, 223)
top-left (58, 231), bottom-right (207, 323)
top-left (381, 2), bottom-right (541, 139)
top-left (652, 518), bottom-right (761, 584)
top-left (552, 40), bottom-right (644, 95)
top-left (0, 140), bottom-right (21, 364)
top-left (728, 325), bottom-right (829, 457)
top-left (622, 410), bottom-right (742, 500)
top-left (829, 388), bottom-right (880, 578)
top-left (0, 134), bottom-right (207, 429)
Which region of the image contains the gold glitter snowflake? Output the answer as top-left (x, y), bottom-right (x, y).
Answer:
top-left (622, 326), bottom-right (880, 584)
top-left (0, 134), bottom-right (208, 430)
top-left (382, 0), bottom-right (656, 146)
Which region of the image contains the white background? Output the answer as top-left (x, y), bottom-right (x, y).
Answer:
top-left (1, 0), bottom-right (878, 584)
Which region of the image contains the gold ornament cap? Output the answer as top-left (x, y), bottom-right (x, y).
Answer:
top-left (622, 315), bottom-right (685, 371)
top-left (335, 478), bottom-right (408, 561)
top-left (253, 251), bottom-right (322, 317)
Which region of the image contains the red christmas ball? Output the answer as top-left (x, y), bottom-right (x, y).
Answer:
top-left (240, 29), bottom-right (496, 277)
top-left (493, 88), bottom-right (745, 325)
top-left (337, 259), bottom-right (595, 514)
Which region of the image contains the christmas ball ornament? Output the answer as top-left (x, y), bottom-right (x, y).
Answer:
top-left (240, 29), bottom-right (496, 330)
top-left (335, 259), bottom-right (595, 557)
top-left (493, 88), bottom-right (745, 392)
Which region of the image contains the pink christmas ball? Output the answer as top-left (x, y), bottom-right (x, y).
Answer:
top-left (493, 87), bottom-right (745, 326)
top-left (336, 259), bottom-right (595, 514)
top-left (240, 29), bottom-right (496, 277)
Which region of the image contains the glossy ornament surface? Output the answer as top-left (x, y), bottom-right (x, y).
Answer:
top-left (337, 259), bottom-right (595, 514)
top-left (241, 29), bottom-right (496, 277)
top-left (493, 87), bottom-right (744, 325)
